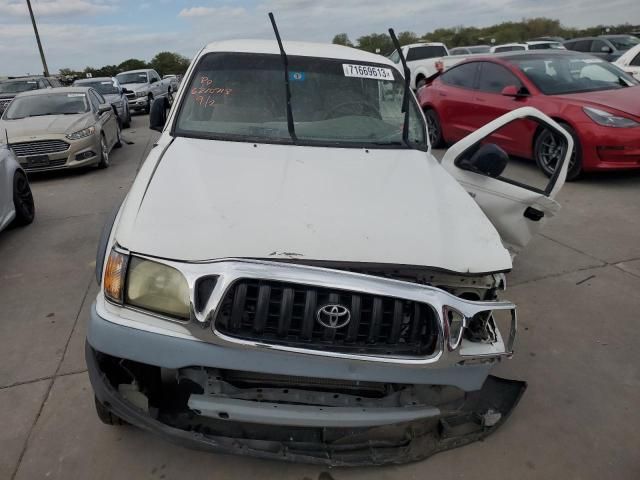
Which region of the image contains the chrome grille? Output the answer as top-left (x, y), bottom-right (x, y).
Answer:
top-left (215, 279), bottom-right (439, 357)
top-left (125, 93), bottom-right (136, 100)
top-left (10, 140), bottom-right (69, 157)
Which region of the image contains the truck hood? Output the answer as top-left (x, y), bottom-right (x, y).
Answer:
top-left (555, 86), bottom-right (640, 118)
top-left (116, 138), bottom-right (512, 274)
top-left (0, 113), bottom-right (94, 138)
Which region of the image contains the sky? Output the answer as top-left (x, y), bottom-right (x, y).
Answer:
top-left (0, 0), bottom-right (638, 76)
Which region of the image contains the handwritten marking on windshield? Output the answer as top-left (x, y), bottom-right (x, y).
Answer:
top-left (191, 76), bottom-right (234, 107)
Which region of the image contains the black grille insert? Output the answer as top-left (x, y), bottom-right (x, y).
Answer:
top-left (215, 279), bottom-right (439, 357)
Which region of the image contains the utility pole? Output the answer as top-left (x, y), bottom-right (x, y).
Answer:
top-left (26, 0), bottom-right (49, 77)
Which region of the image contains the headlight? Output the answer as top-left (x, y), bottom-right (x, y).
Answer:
top-left (135, 91), bottom-right (147, 98)
top-left (66, 125), bottom-right (96, 140)
top-left (125, 257), bottom-right (190, 320)
top-left (583, 107), bottom-right (639, 128)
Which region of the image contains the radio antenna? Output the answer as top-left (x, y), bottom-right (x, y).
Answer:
top-left (388, 28), bottom-right (410, 147)
top-left (268, 12), bottom-right (297, 143)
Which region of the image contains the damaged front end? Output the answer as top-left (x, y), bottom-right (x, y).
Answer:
top-left (87, 344), bottom-right (525, 466)
top-left (88, 256), bottom-right (526, 465)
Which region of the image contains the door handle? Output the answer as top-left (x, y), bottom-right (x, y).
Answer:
top-left (474, 97), bottom-right (486, 102)
top-left (524, 207), bottom-right (544, 221)
top-left (438, 92), bottom-right (447, 97)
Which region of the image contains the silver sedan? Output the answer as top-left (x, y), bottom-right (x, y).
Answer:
top-left (0, 86), bottom-right (121, 172)
top-left (0, 145), bottom-right (34, 233)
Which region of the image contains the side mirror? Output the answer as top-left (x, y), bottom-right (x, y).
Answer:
top-left (501, 85), bottom-right (520, 97)
top-left (97, 104), bottom-right (112, 115)
top-left (459, 144), bottom-right (508, 178)
top-left (150, 77), bottom-right (158, 84)
top-left (150, 97), bottom-right (170, 132)
top-left (601, 46), bottom-right (612, 53)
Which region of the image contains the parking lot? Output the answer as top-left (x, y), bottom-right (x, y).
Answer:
top-left (0, 110), bottom-right (638, 479)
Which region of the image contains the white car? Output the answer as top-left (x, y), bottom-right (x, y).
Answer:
top-left (389, 42), bottom-right (449, 89)
top-left (614, 43), bottom-right (640, 80)
top-left (490, 41), bottom-right (565, 53)
top-left (0, 146), bottom-right (34, 233)
top-left (86, 39), bottom-right (571, 465)
top-left (116, 69), bottom-right (172, 114)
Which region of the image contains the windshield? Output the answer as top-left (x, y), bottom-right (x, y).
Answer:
top-left (75, 80), bottom-right (119, 95)
top-left (605, 36), bottom-right (640, 51)
top-left (510, 55), bottom-right (639, 94)
top-left (0, 80), bottom-right (39, 94)
top-left (116, 72), bottom-right (148, 84)
top-left (174, 53), bottom-right (426, 149)
top-left (3, 93), bottom-right (89, 119)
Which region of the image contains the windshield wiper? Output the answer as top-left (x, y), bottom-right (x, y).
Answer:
top-left (268, 12), bottom-right (297, 144)
top-left (388, 28), bottom-right (411, 148)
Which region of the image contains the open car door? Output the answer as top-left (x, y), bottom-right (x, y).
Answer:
top-left (441, 107), bottom-right (571, 255)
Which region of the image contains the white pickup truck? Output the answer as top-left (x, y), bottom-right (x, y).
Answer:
top-left (389, 42), bottom-right (449, 90)
top-left (115, 69), bottom-right (174, 114)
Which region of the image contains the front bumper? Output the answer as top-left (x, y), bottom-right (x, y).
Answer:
top-left (577, 121), bottom-right (640, 171)
top-left (15, 134), bottom-right (101, 172)
top-left (127, 95), bottom-right (149, 110)
top-left (87, 341), bottom-right (526, 466)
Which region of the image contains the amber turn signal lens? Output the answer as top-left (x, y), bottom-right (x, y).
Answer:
top-left (104, 249), bottom-right (128, 303)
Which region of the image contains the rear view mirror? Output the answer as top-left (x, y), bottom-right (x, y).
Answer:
top-left (98, 104), bottom-right (112, 115)
top-left (150, 97), bottom-right (170, 132)
top-left (501, 85), bottom-right (528, 97)
top-left (459, 144), bottom-right (508, 178)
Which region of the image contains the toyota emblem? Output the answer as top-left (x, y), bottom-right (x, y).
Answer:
top-left (316, 304), bottom-right (351, 329)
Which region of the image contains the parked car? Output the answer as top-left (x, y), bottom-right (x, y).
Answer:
top-left (614, 43), bottom-right (640, 80)
top-left (73, 77), bottom-right (131, 128)
top-left (87, 39), bottom-right (572, 466)
top-left (563, 35), bottom-right (640, 62)
top-left (116, 69), bottom-right (173, 114)
top-left (162, 74), bottom-right (180, 93)
top-left (0, 87), bottom-right (122, 172)
top-left (530, 36), bottom-right (566, 43)
top-left (0, 145), bottom-right (34, 233)
top-left (388, 42), bottom-right (449, 89)
top-left (418, 50), bottom-right (640, 180)
top-left (0, 76), bottom-right (62, 115)
top-left (490, 41), bottom-right (565, 53)
top-left (449, 45), bottom-right (491, 55)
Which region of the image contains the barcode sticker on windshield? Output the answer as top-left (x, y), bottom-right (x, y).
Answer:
top-left (343, 64), bottom-right (394, 80)
top-left (582, 58), bottom-right (603, 64)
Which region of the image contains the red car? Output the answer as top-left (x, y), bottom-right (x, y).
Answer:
top-left (418, 50), bottom-right (640, 179)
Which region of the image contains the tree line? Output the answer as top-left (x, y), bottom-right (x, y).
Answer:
top-left (333, 18), bottom-right (640, 55)
top-left (58, 51), bottom-right (190, 80)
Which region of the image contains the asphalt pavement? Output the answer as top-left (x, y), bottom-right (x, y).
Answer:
top-left (1, 113), bottom-right (639, 479)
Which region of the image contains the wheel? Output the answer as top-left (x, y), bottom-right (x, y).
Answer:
top-left (97, 134), bottom-right (109, 169)
top-left (144, 94), bottom-right (153, 114)
top-left (11, 170), bottom-right (35, 226)
top-left (424, 108), bottom-right (445, 148)
top-left (123, 104), bottom-right (131, 129)
top-left (94, 396), bottom-right (127, 426)
top-left (534, 122), bottom-right (582, 181)
top-left (114, 124), bottom-right (123, 149)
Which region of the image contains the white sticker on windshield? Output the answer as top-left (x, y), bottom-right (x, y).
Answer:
top-left (27, 81), bottom-right (37, 84)
top-left (582, 58), bottom-right (603, 63)
top-left (342, 64), bottom-right (394, 80)
top-left (67, 93), bottom-right (85, 97)
top-left (100, 81), bottom-right (112, 84)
